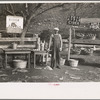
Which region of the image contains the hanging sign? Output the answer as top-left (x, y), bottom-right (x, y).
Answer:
top-left (6, 15), bottom-right (23, 33)
top-left (67, 16), bottom-right (80, 26)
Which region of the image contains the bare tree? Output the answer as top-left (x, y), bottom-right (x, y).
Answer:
top-left (20, 3), bottom-right (64, 44)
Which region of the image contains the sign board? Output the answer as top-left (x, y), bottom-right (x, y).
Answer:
top-left (67, 16), bottom-right (80, 26)
top-left (80, 18), bottom-right (100, 23)
top-left (6, 15), bottom-right (23, 33)
top-left (80, 18), bottom-right (100, 29)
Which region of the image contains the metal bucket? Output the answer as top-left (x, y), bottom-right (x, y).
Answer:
top-left (69, 59), bottom-right (78, 67)
top-left (13, 60), bottom-right (27, 69)
top-left (60, 58), bottom-right (65, 65)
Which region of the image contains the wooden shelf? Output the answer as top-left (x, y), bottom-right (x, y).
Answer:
top-left (68, 27), bottom-right (100, 60)
top-left (75, 27), bottom-right (100, 32)
top-left (0, 44), bottom-right (36, 49)
top-left (0, 37), bottom-right (37, 42)
top-left (72, 39), bottom-right (100, 45)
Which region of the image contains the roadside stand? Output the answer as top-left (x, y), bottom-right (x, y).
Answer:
top-left (31, 38), bottom-right (48, 68)
top-left (67, 16), bottom-right (80, 67)
top-left (2, 48), bottom-right (31, 69)
top-left (67, 17), bottom-right (100, 67)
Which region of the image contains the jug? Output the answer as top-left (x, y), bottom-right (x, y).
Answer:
top-left (12, 42), bottom-right (17, 49)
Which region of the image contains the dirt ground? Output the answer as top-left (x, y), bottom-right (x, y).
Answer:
top-left (0, 51), bottom-right (100, 82)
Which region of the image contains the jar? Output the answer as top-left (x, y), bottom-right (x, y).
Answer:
top-left (12, 43), bottom-right (17, 49)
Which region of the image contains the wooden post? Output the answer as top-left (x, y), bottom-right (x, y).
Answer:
top-left (68, 27), bottom-right (72, 60)
top-left (73, 26), bottom-right (75, 49)
top-left (73, 26), bottom-right (75, 38)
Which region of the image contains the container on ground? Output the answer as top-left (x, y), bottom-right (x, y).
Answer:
top-left (13, 60), bottom-right (27, 69)
top-left (60, 58), bottom-right (66, 65)
top-left (69, 59), bottom-right (79, 67)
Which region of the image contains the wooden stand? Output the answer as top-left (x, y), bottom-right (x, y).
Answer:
top-left (68, 27), bottom-right (72, 60)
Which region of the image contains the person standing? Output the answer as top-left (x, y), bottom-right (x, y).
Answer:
top-left (48, 27), bottom-right (63, 69)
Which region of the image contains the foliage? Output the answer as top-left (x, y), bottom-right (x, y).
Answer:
top-left (39, 29), bottom-right (52, 42)
top-left (1, 3), bottom-right (100, 41)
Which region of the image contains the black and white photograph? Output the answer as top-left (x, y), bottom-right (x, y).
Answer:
top-left (0, 0), bottom-right (100, 99)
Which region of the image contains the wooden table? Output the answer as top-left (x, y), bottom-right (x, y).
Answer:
top-left (2, 49), bottom-right (31, 68)
top-left (31, 50), bottom-right (48, 68)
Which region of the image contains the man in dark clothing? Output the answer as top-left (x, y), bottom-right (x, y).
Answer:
top-left (48, 27), bottom-right (62, 69)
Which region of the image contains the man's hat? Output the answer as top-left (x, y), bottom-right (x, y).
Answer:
top-left (54, 27), bottom-right (59, 31)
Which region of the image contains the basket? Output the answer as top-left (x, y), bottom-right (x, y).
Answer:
top-left (72, 48), bottom-right (81, 55)
top-left (13, 60), bottom-right (27, 69)
top-left (60, 58), bottom-right (65, 65)
top-left (81, 48), bottom-right (93, 55)
top-left (69, 59), bottom-right (78, 67)
top-left (76, 33), bottom-right (84, 39)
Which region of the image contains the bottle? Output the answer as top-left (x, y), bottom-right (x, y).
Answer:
top-left (40, 41), bottom-right (45, 51)
top-left (37, 37), bottom-right (40, 51)
top-left (12, 42), bottom-right (17, 49)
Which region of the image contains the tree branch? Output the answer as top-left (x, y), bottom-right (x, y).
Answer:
top-left (35, 4), bottom-right (64, 18)
top-left (20, 3), bottom-right (64, 44)
top-left (33, 3), bottom-right (43, 12)
top-left (28, 3), bottom-right (43, 19)
top-left (10, 4), bottom-right (15, 15)
top-left (27, 4), bottom-right (64, 23)
top-left (5, 4), bottom-right (14, 15)
top-left (6, 9), bottom-right (14, 15)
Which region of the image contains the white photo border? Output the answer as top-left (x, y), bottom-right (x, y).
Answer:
top-left (0, 1), bottom-right (100, 99)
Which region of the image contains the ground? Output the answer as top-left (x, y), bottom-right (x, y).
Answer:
top-left (0, 51), bottom-right (100, 82)
top-left (0, 63), bottom-right (100, 82)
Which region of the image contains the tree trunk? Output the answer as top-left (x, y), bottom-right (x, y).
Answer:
top-left (20, 4), bottom-right (64, 45)
top-left (20, 15), bottom-right (35, 44)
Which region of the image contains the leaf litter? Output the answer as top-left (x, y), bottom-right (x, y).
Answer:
top-left (71, 67), bottom-right (80, 71)
top-left (44, 66), bottom-right (53, 70)
top-left (12, 68), bottom-right (28, 73)
top-left (0, 74), bottom-right (8, 77)
top-left (65, 71), bottom-right (81, 80)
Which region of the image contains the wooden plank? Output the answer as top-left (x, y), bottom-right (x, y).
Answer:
top-left (75, 27), bottom-right (100, 31)
top-left (74, 44), bottom-right (95, 47)
top-left (0, 37), bottom-right (37, 42)
top-left (72, 39), bottom-right (100, 45)
top-left (70, 54), bottom-right (95, 59)
top-left (68, 27), bottom-right (72, 60)
top-left (0, 45), bottom-right (36, 49)
top-left (17, 45), bottom-right (35, 48)
top-left (80, 18), bottom-right (100, 23)
top-left (0, 38), bottom-right (68, 43)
